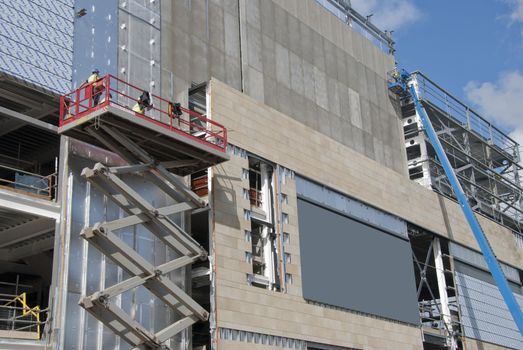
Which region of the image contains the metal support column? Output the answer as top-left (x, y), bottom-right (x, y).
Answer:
top-left (432, 237), bottom-right (457, 349)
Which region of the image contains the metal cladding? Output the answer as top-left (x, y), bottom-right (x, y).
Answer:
top-left (0, 0), bottom-right (74, 93)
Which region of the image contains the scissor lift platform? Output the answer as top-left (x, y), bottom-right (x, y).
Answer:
top-left (58, 76), bottom-right (230, 349)
top-left (58, 75), bottom-right (228, 176)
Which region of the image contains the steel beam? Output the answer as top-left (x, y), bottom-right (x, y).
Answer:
top-left (80, 297), bottom-right (160, 348)
top-left (83, 164), bottom-right (204, 255)
top-left (100, 202), bottom-right (193, 231)
top-left (432, 237), bottom-right (457, 350)
top-left (0, 188), bottom-right (60, 220)
top-left (81, 225), bottom-right (208, 320)
top-left (101, 125), bottom-right (205, 208)
top-left (0, 106), bottom-right (58, 133)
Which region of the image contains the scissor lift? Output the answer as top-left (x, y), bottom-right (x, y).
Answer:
top-left (58, 76), bottom-right (228, 349)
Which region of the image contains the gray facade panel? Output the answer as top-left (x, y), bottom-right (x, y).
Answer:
top-left (297, 198), bottom-right (419, 324)
top-left (72, 0), bottom-right (118, 88)
top-left (450, 242), bottom-right (521, 284)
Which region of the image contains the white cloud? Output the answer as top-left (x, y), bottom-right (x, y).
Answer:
top-left (507, 0), bottom-right (523, 22)
top-left (464, 71), bottom-right (523, 145)
top-left (502, 0), bottom-right (523, 40)
top-left (350, 0), bottom-right (422, 32)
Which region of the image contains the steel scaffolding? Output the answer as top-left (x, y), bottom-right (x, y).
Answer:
top-left (402, 72), bottom-right (523, 235)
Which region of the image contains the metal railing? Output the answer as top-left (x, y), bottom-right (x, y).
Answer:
top-left (316, 0), bottom-right (395, 54)
top-left (412, 71), bottom-right (520, 160)
top-left (0, 292), bottom-right (45, 339)
top-left (59, 74), bottom-right (227, 153)
top-left (0, 164), bottom-right (57, 200)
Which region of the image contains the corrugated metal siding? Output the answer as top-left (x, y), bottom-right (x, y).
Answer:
top-left (455, 271), bottom-right (523, 349)
top-left (0, 0), bottom-right (74, 93)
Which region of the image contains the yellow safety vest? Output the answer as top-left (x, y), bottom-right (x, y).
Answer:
top-left (132, 103), bottom-right (144, 114)
top-left (87, 73), bottom-right (99, 84)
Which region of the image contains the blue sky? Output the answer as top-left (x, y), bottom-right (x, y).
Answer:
top-left (351, 0), bottom-right (523, 145)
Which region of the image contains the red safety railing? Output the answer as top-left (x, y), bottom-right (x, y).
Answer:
top-left (59, 75), bottom-right (227, 152)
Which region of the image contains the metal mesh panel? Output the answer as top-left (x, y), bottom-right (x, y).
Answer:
top-left (455, 270), bottom-right (523, 349)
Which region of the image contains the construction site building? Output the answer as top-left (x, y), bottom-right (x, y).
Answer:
top-left (0, 1), bottom-right (522, 350)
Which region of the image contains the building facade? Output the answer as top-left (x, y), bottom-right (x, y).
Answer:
top-left (0, 0), bottom-right (522, 350)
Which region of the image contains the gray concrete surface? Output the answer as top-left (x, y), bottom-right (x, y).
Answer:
top-left (158, 0), bottom-right (406, 174)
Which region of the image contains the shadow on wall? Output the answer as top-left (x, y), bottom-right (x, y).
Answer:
top-left (212, 164), bottom-right (241, 230)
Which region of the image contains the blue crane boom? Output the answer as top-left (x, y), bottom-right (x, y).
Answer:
top-left (397, 76), bottom-right (523, 336)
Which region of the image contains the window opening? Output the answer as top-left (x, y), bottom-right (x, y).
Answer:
top-left (191, 169), bottom-right (208, 197)
top-left (250, 220), bottom-right (280, 290)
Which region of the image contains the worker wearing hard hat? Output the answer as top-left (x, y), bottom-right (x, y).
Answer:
top-left (81, 69), bottom-right (105, 106)
top-left (132, 91), bottom-right (153, 114)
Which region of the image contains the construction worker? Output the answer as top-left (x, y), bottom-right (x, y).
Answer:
top-left (168, 102), bottom-right (183, 117)
top-left (81, 69), bottom-right (105, 106)
top-left (63, 96), bottom-right (73, 120)
top-left (132, 91), bottom-right (153, 114)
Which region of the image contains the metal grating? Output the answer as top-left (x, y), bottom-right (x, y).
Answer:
top-left (455, 270), bottom-right (523, 349)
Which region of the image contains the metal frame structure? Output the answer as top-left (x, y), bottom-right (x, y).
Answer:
top-left (0, 292), bottom-right (43, 339)
top-left (57, 78), bottom-right (229, 349)
top-left (78, 127), bottom-right (210, 349)
top-left (409, 228), bottom-right (463, 349)
top-left (401, 71), bottom-right (523, 234)
top-left (403, 77), bottom-right (523, 336)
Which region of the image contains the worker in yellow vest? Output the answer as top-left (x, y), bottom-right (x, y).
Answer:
top-left (132, 91), bottom-right (153, 114)
top-left (81, 69), bottom-right (105, 106)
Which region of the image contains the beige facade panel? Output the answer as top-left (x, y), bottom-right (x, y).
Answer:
top-left (209, 78), bottom-right (523, 270)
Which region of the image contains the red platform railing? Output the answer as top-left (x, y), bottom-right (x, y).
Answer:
top-left (59, 75), bottom-right (227, 152)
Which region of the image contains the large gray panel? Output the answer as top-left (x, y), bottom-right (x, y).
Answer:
top-left (297, 198), bottom-right (419, 324)
top-left (455, 269), bottom-right (523, 349)
top-left (72, 0), bottom-right (118, 88)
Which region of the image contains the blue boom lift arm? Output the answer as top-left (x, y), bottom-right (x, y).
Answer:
top-left (393, 74), bottom-right (523, 336)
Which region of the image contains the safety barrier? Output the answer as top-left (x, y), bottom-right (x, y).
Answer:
top-left (411, 71), bottom-right (519, 159)
top-left (0, 164), bottom-right (56, 200)
top-left (0, 292), bottom-right (43, 339)
top-left (59, 75), bottom-right (227, 153)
